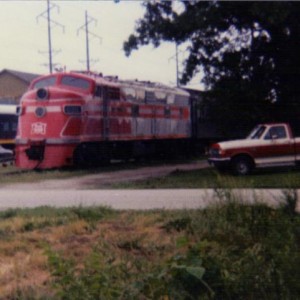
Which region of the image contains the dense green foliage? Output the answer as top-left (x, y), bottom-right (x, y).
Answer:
top-left (124, 1), bottom-right (300, 134)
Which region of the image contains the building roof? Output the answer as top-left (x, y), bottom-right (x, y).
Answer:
top-left (0, 69), bottom-right (40, 84)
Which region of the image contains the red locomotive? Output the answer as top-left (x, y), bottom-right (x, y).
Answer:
top-left (15, 71), bottom-right (192, 169)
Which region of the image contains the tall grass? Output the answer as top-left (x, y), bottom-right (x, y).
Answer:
top-left (0, 192), bottom-right (298, 298)
top-left (44, 191), bottom-right (300, 299)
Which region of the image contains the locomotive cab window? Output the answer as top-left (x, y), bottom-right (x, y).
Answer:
top-left (61, 76), bottom-right (91, 90)
top-left (33, 76), bottom-right (57, 89)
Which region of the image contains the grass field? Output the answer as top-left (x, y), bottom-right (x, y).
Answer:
top-left (0, 161), bottom-right (299, 298)
top-left (109, 167), bottom-right (300, 189)
top-left (0, 195), bottom-right (299, 299)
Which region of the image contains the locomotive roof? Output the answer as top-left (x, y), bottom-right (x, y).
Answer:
top-left (92, 74), bottom-right (189, 96)
top-left (31, 71), bottom-right (190, 97)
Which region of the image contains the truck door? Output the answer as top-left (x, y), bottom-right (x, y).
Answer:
top-left (258, 125), bottom-right (295, 165)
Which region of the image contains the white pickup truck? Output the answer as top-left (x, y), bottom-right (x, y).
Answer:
top-left (208, 123), bottom-right (300, 175)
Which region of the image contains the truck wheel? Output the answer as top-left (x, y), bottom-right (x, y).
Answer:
top-left (231, 156), bottom-right (253, 176)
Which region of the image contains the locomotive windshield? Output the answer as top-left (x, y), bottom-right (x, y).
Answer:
top-left (33, 76), bottom-right (57, 89)
top-left (61, 75), bottom-right (91, 90)
top-left (32, 74), bottom-right (92, 92)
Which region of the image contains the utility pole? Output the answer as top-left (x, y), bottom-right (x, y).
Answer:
top-left (169, 43), bottom-right (181, 87)
top-left (37, 0), bottom-right (65, 73)
top-left (47, 0), bottom-right (53, 73)
top-left (85, 11), bottom-right (90, 71)
top-left (175, 43), bottom-right (179, 87)
top-left (77, 11), bottom-right (102, 72)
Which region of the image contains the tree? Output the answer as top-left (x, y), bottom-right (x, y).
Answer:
top-left (124, 1), bottom-right (300, 135)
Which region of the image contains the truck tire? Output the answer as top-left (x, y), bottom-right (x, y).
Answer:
top-left (231, 156), bottom-right (253, 175)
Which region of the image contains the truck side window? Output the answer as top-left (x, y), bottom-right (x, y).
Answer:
top-left (248, 125), bottom-right (266, 139)
top-left (264, 126), bottom-right (287, 140)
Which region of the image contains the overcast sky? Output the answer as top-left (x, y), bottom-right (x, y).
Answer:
top-left (0, 0), bottom-right (202, 89)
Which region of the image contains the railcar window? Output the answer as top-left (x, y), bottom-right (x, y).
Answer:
top-left (175, 95), bottom-right (189, 105)
top-left (61, 76), bottom-right (91, 90)
top-left (33, 76), bottom-right (56, 89)
top-left (132, 105), bottom-right (139, 117)
top-left (0, 115), bottom-right (17, 138)
top-left (155, 91), bottom-right (167, 104)
top-left (165, 107), bottom-right (171, 117)
top-left (12, 120), bottom-right (17, 132)
top-left (122, 87), bottom-right (136, 101)
top-left (179, 108), bottom-right (184, 118)
top-left (107, 88), bottom-right (120, 100)
top-left (145, 91), bottom-right (155, 103)
top-left (94, 86), bottom-right (102, 97)
top-left (167, 94), bottom-right (175, 104)
top-left (136, 89), bottom-right (145, 102)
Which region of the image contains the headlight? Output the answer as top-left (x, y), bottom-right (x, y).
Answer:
top-left (35, 107), bottom-right (46, 118)
top-left (36, 88), bottom-right (49, 100)
top-left (209, 148), bottom-right (220, 157)
top-left (209, 145), bottom-right (225, 157)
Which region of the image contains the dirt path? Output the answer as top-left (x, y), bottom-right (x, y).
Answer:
top-left (2, 160), bottom-right (210, 190)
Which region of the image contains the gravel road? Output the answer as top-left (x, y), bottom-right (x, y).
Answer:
top-left (1, 160), bottom-right (210, 190)
top-left (0, 160), bottom-right (298, 211)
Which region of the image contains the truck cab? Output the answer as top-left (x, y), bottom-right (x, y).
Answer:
top-left (208, 123), bottom-right (299, 175)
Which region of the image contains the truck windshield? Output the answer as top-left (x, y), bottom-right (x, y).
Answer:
top-left (247, 125), bottom-right (266, 139)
